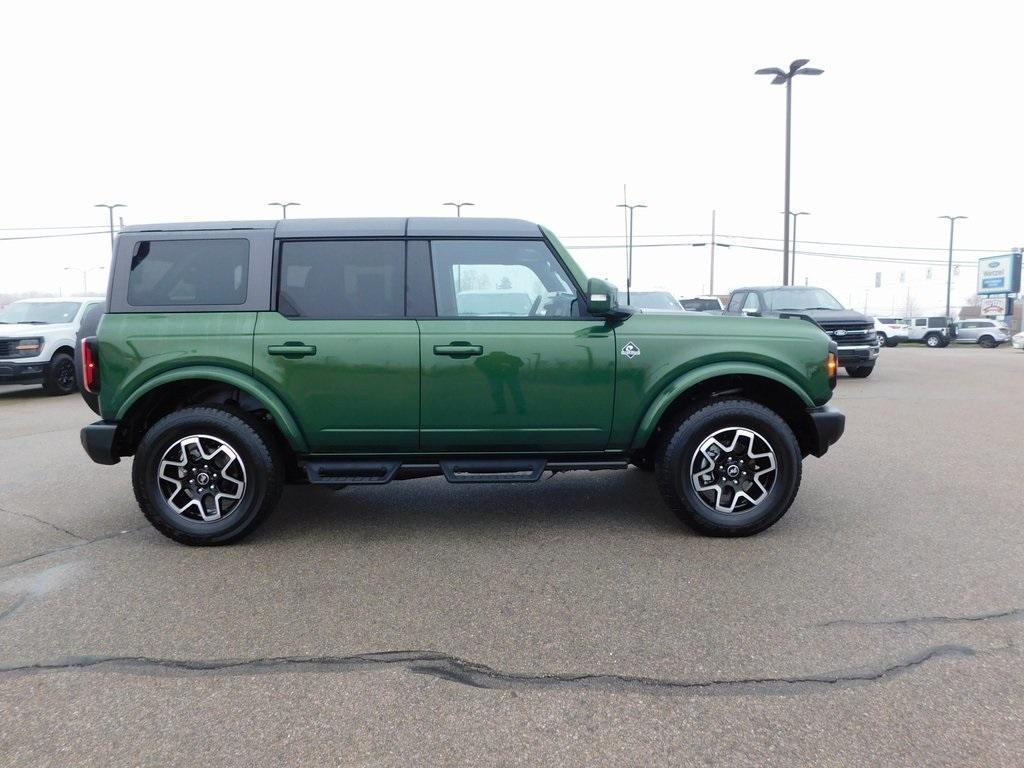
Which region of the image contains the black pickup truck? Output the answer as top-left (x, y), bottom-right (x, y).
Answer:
top-left (724, 286), bottom-right (880, 378)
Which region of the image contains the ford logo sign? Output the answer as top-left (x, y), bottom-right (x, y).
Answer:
top-left (989, 261), bottom-right (1001, 268)
top-left (833, 329), bottom-right (847, 336)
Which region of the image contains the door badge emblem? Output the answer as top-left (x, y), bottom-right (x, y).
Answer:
top-left (620, 341), bottom-right (641, 359)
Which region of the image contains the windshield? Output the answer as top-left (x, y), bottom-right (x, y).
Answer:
top-left (762, 288), bottom-right (844, 311)
top-left (0, 301), bottom-right (81, 325)
top-left (681, 298), bottom-right (720, 312)
top-left (628, 292), bottom-right (683, 311)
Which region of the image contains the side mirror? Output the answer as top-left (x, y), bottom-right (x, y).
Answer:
top-left (741, 308), bottom-right (762, 317)
top-left (586, 277), bottom-right (619, 316)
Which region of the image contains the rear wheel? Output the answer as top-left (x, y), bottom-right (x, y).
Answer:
top-left (42, 352), bottom-right (77, 396)
top-left (132, 406), bottom-right (283, 545)
top-left (655, 399), bottom-right (802, 537)
top-left (845, 365), bottom-right (874, 378)
top-left (925, 333), bottom-right (943, 348)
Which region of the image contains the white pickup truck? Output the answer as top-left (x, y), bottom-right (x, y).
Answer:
top-left (0, 297), bottom-right (104, 395)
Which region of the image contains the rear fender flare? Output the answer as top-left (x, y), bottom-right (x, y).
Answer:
top-left (115, 366), bottom-right (308, 452)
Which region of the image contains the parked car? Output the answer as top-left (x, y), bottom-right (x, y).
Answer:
top-left (626, 290), bottom-right (686, 312)
top-left (679, 296), bottom-right (724, 313)
top-left (0, 296), bottom-right (105, 395)
top-left (1012, 331), bottom-right (1024, 351)
top-left (724, 285), bottom-right (879, 378)
top-left (953, 319), bottom-right (1010, 348)
top-left (906, 317), bottom-right (953, 347)
top-left (79, 216), bottom-right (844, 545)
top-left (874, 317), bottom-right (909, 347)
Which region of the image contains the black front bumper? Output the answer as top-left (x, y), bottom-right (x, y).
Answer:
top-left (806, 406), bottom-right (845, 457)
top-left (835, 344), bottom-right (880, 366)
top-left (0, 360), bottom-right (49, 385)
top-left (81, 421), bottom-right (121, 465)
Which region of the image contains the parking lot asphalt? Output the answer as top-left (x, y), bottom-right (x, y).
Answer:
top-left (1, 345), bottom-right (1022, 767)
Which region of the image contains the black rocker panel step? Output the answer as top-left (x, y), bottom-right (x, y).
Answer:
top-left (440, 459), bottom-right (547, 483)
top-left (304, 461), bottom-right (401, 485)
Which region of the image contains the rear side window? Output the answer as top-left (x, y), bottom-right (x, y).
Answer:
top-left (278, 240), bottom-right (405, 319)
top-left (128, 239), bottom-right (249, 306)
top-left (727, 293), bottom-right (745, 313)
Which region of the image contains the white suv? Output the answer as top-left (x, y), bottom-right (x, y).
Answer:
top-left (0, 297), bottom-right (104, 395)
top-left (874, 317), bottom-right (909, 347)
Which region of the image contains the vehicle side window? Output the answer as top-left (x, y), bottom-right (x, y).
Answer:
top-left (430, 240), bottom-right (577, 318)
top-left (727, 293), bottom-right (745, 313)
top-left (742, 292), bottom-right (760, 312)
top-left (278, 240), bottom-right (405, 319)
top-left (128, 239), bottom-right (249, 306)
top-left (960, 321), bottom-right (977, 329)
top-left (914, 319), bottom-right (926, 327)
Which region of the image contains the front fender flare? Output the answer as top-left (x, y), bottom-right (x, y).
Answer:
top-left (115, 366), bottom-right (309, 452)
top-left (630, 362), bottom-right (814, 450)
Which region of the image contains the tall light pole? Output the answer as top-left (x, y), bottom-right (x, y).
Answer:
top-left (615, 201), bottom-right (646, 305)
top-left (781, 211), bottom-right (810, 285)
top-left (443, 202), bottom-right (475, 217)
top-left (268, 202), bottom-right (301, 219)
top-left (64, 266), bottom-right (106, 294)
top-left (94, 203), bottom-right (125, 257)
top-left (756, 59), bottom-right (823, 285)
top-left (939, 215), bottom-right (966, 320)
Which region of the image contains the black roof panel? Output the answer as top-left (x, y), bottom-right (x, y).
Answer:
top-left (122, 217), bottom-right (542, 238)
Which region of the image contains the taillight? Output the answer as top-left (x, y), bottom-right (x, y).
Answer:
top-left (826, 346), bottom-right (838, 389)
top-left (81, 337), bottom-right (100, 393)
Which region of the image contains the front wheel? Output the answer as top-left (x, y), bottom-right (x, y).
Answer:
top-left (845, 365), bottom-right (874, 378)
top-left (655, 399), bottom-right (802, 537)
top-left (877, 332), bottom-right (888, 347)
top-left (42, 352), bottom-right (77, 396)
top-left (132, 406), bottom-right (283, 545)
top-left (978, 336), bottom-right (996, 349)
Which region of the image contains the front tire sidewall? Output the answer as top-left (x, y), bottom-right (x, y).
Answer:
top-left (659, 402), bottom-right (801, 536)
top-left (133, 410), bottom-right (278, 545)
top-left (44, 353), bottom-right (77, 396)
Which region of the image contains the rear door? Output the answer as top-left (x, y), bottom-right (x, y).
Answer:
top-left (253, 239), bottom-right (419, 453)
top-left (417, 239), bottom-right (616, 452)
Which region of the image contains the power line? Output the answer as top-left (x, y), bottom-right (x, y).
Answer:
top-left (0, 230), bottom-right (111, 242)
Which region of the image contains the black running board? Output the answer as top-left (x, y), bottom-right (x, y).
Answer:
top-left (301, 458), bottom-right (629, 486)
top-left (440, 459), bottom-right (547, 483)
top-left (304, 461), bottom-right (400, 485)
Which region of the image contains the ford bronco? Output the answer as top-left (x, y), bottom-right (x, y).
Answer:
top-left (79, 217), bottom-right (844, 545)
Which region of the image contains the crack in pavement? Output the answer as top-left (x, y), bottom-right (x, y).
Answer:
top-left (821, 607), bottom-right (1024, 628)
top-left (0, 503), bottom-right (87, 542)
top-left (0, 644), bottom-right (977, 696)
top-left (0, 593), bottom-right (27, 623)
top-left (0, 526), bottom-right (149, 570)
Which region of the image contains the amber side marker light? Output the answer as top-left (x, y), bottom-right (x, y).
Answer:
top-left (82, 337), bottom-right (100, 394)
top-left (826, 351), bottom-right (838, 388)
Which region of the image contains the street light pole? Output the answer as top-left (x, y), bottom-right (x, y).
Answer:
top-left (615, 201), bottom-right (647, 305)
top-left (94, 203), bottom-right (126, 257)
top-left (268, 202), bottom-right (301, 219)
top-left (756, 59), bottom-right (823, 285)
top-left (710, 210), bottom-right (716, 296)
top-left (781, 211), bottom-right (810, 285)
top-left (939, 215), bottom-right (967, 320)
top-left (64, 266), bottom-right (106, 294)
top-left (443, 202), bottom-right (475, 217)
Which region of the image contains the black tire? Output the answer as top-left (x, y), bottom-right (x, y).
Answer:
top-left (655, 399), bottom-right (802, 537)
top-left (978, 335), bottom-right (996, 349)
top-left (132, 406), bottom-right (283, 546)
top-left (925, 334), bottom-right (942, 348)
top-left (42, 352), bottom-right (77, 396)
top-left (845, 365), bottom-right (874, 378)
top-left (877, 332), bottom-right (888, 348)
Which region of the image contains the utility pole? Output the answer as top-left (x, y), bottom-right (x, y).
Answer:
top-left (616, 200), bottom-right (647, 305)
top-left (710, 210), bottom-right (716, 295)
top-left (784, 211), bottom-right (810, 285)
top-left (756, 59), bottom-right (824, 285)
top-left (939, 215), bottom-right (967, 320)
top-left (94, 203), bottom-right (126, 257)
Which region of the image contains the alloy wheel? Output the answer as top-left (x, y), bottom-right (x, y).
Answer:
top-left (157, 434), bottom-right (247, 522)
top-left (689, 427), bottom-right (778, 514)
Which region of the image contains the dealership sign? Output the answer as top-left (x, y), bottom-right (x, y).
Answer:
top-left (976, 253), bottom-right (1022, 295)
top-left (979, 296), bottom-right (1008, 316)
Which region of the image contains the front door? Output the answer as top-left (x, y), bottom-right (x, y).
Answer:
top-left (253, 239), bottom-right (419, 453)
top-left (418, 239), bottom-right (616, 452)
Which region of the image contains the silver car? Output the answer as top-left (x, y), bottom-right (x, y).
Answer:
top-left (953, 319), bottom-right (1010, 348)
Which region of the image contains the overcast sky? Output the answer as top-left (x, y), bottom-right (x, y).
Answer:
top-left (2, 0), bottom-right (1020, 314)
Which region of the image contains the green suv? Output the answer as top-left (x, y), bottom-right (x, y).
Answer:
top-left (79, 217), bottom-right (844, 545)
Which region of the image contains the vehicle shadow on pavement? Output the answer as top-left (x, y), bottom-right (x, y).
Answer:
top-left (0, 387), bottom-right (47, 401)
top-left (254, 468), bottom-right (685, 544)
